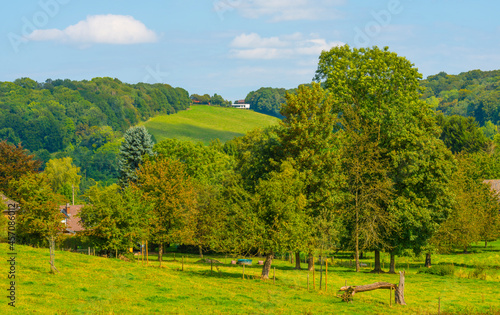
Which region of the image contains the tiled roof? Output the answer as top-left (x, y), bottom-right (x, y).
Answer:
top-left (59, 205), bottom-right (85, 232)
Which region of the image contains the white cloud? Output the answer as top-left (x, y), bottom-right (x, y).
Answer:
top-left (27, 14), bottom-right (158, 45)
top-left (231, 33), bottom-right (286, 48)
top-left (223, 0), bottom-right (345, 22)
top-left (230, 32), bottom-right (344, 59)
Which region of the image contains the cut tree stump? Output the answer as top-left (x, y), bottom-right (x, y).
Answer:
top-left (339, 271), bottom-right (406, 305)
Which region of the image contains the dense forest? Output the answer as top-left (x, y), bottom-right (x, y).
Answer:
top-left (246, 70), bottom-right (500, 139)
top-left (0, 77), bottom-right (191, 187)
top-left (2, 69), bottom-right (500, 192)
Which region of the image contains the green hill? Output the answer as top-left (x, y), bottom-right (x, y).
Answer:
top-left (141, 105), bottom-right (280, 144)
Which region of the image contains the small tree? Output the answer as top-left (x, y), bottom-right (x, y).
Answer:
top-left (11, 173), bottom-right (65, 273)
top-left (0, 140), bottom-right (41, 198)
top-left (338, 106), bottom-right (395, 272)
top-left (44, 157), bottom-right (81, 204)
top-left (253, 160), bottom-right (309, 279)
top-left (134, 157), bottom-right (197, 266)
top-left (80, 184), bottom-right (149, 256)
top-left (118, 126), bottom-right (154, 187)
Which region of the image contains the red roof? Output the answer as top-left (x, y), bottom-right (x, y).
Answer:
top-left (59, 205), bottom-right (85, 232)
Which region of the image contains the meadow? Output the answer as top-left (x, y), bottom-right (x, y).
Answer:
top-left (2, 241), bottom-right (500, 314)
top-left (141, 105), bottom-right (280, 145)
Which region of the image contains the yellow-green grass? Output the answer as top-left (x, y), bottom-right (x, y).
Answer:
top-left (141, 105), bottom-right (280, 145)
top-left (2, 242), bottom-right (500, 314)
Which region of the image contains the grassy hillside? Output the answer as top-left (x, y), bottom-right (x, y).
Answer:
top-left (141, 105), bottom-right (280, 144)
top-left (2, 242), bottom-right (500, 314)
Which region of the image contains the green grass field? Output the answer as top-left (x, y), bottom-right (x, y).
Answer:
top-left (141, 105), bottom-right (280, 145)
top-left (2, 242), bottom-right (500, 314)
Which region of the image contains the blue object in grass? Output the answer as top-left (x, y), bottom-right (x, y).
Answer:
top-left (237, 259), bottom-right (252, 265)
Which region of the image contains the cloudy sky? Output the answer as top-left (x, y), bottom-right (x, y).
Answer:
top-left (2, 0), bottom-right (499, 100)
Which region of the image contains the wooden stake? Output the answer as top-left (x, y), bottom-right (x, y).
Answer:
top-left (146, 241), bottom-right (149, 266)
top-left (88, 247), bottom-right (90, 255)
top-left (242, 264), bottom-right (245, 279)
top-left (390, 287), bottom-right (392, 306)
top-left (273, 267), bottom-right (275, 285)
top-left (313, 256), bottom-right (316, 290)
top-left (319, 255), bottom-right (323, 290)
top-left (325, 259), bottom-right (328, 292)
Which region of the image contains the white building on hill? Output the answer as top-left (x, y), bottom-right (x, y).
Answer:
top-left (231, 103), bottom-right (250, 109)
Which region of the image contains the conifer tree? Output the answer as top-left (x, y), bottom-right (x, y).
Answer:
top-left (118, 126), bottom-right (154, 187)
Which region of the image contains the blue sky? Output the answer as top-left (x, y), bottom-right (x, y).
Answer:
top-left (1, 0), bottom-right (499, 101)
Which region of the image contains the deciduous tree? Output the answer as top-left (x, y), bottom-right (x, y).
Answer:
top-left (80, 184), bottom-right (149, 256)
top-left (11, 172), bottom-right (65, 273)
top-left (134, 158), bottom-right (197, 266)
top-left (0, 140), bottom-right (41, 198)
top-left (44, 157), bottom-right (81, 203)
top-left (315, 45), bottom-right (455, 272)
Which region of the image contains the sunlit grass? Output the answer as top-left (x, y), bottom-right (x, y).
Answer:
top-left (1, 241), bottom-right (500, 314)
top-left (141, 105), bottom-right (280, 145)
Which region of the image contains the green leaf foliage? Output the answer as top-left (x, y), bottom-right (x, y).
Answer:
top-left (315, 45), bottom-right (455, 255)
top-left (80, 184), bottom-right (150, 252)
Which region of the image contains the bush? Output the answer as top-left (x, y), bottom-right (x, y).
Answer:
top-left (417, 264), bottom-right (455, 276)
top-left (469, 263), bottom-right (487, 280)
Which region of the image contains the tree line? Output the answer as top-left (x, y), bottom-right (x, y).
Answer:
top-left (3, 46), bottom-right (500, 276)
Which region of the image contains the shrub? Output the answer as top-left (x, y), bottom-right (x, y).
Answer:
top-left (417, 264), bottom-right (455, 276)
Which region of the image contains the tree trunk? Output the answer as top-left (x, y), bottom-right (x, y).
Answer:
top-left (355, 196), bottom-right (360, 272)
top-left (355, 224), bottom-right (360, 272)
top-left (340, 282), bottom-right (395, 294)
top-left (485, 240), bottom-right (488, 248)
top-left (360, 252), bottom-right (364, 259)
top-left (395, 271), bottom-right (406, 305)
top-left (158, 243), bottom-right (163, 267)
top-left (261, 253), bottom-right (274, 279)
top-left (199, 245), bottom-right (203, 259)
top-left (48, 235), bottom-right (58, 273)
top-left (425, 253), bottom-right (431, 268)
top-left (371, 250), bottom-right (383, 273)
top-left (294, 251), bottom-right (301, 270)
top-left (307, 252), bottom-right (314, 271)
top-left (389, 252), bottom-right (396, 274)
top-left (319, 255), bottom-right (323, 289)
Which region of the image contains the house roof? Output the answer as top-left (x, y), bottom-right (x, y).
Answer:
top-left (59, 204), bottom-right (85, 233)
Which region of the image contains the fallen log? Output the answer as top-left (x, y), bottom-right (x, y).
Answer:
top-left (338, 271), bottom-right (406, 305)
top-left (340, 282), bottom-right (395, 295)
